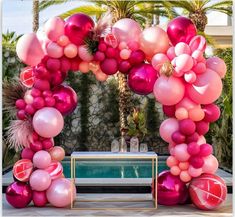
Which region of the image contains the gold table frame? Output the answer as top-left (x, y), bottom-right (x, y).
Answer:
top-left (70, 152), bottom-right (158, 210)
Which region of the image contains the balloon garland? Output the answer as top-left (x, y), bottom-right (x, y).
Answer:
top-left (6, 13), bottom-right (227, 210)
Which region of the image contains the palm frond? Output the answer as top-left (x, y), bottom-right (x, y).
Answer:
top-left (39, 0), bottom-right (70, 11)
top-left (167, 0), bottom-right (195, 12)
top-left (197, 31), bottom-right (215, 46)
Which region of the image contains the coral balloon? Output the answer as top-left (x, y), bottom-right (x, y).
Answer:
top-left (33, 150), bottom-right (51, 169)
top-left (170, 166), bottom-right (181, 176)
top-left (13, 159), bottom-right (33, 182)
top-left (32, 191), bottom-right (48, 207)
top-left (206, 57), bottom-right (226, 78)
top-left (166, 156), bottom-right (179, 167)
top-left (188, 107), bottom-right (205, 122)
top-left (64, 43), bottom-right (78, 58)
top-left (180, 170), bottom-right (192, 182)
top-left (179, 162), bottom-right (189, 170)
top-left (160, 118), bottom-right (179, 143)
top-left (174, 143), bottom-right (190, 162)
top-left (44, 17), bottom-right (64, 41)
top-left (79, 61), bottom-right (90, 73)
top-left (29, 170), bottom-right (51, 191)
top-left (202, 155), bottom-right (219, 174)
top-left (49, 146), bottom-right (65, 161)
top-left (95, 70), bottom-right (108, 82)
top-left (175, 107), bottom-right (188, 120)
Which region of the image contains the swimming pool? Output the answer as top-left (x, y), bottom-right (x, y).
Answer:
top-left (62, 160), bottom-right (169, 178)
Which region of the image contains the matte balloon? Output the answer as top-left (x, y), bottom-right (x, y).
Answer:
top-left (184, 71), bottom-right (197, 84)
top-left (151, 53), bottom-right (169, 71)
top-left (180, 170), bottom-right (192, 182)
top-left (186, 132), bottom-right (199, 143)
top-left (206, 57), bottom-right (226, 78)
top-left (162, 105), bottom-right (176, 117)
top-left (188, 166), bottom-right (202, 177)
top-left (167, 47), bottom-right (176, 60)
top-left (33, 150), bottom-right (51, 169)
top-left (79, 61), bottom-right (90, 73)
top-left (187, 142), bottom-right (200, 156)
top-left (30, 170), bottom-right (51, 191)
top-left (175, 107), bottom-right (188, 120)
top-left (176, 97), bottom-right (200, 111)
top-left (188, 107), bottom-right (205, 122)
top-left (95, 70), bottom-right (109, 82)
top-left (189, 156), bottom-right (204, 168)
top-left (166, 156), bottom-right (179, 167)
top-left (16, 33), bottom-right (45, 66)
top-left (189, 35), bottom-right (206, 52)
top-left (32, 191), bottom-right (48, 207)
top-left (200, 144), bottom-right (213, 157)
top-left (100, 58), bottom-right (118, 75)
top-left (193, 62), bottom-right (206, 74)
top-left (171, 131), bottom-right (186, 144)
top-left (57, 35), bottom-right (70, 47)
top-left (179, 119), bottom-right (196, 136)
top-left (174, 42), bottom-right (191, 56)
top-left (170, 166), bottom-right (181, 176)
top-left (197, 135), bottom-right (206, 145)
top-left (64, 43), bottom-right (78, 58)
top-left (46, 42), bottom-right (64, 58)
top-left (175, 54), bottom-right (194, 72)
top-left (202, 155), bottom-right (219, 174)
top-left (21, 148), bottom-right (35, 160)
top-left (33, 107), bottom-right (64, 138)
top-left (44, 17), bottom-right (65, 41)
top-left (159, 118), bottom-right (179, 143)
top-left (179, 162), bottom-right (189, 170)
top-left (49, 146), bottom-right (65, 161)
top-left (174, 143), bottom-right (190, 162)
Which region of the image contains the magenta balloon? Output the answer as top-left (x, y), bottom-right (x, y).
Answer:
top-left (46, 178), bottom-right (76, 207)
top-left (167, 16), bottom-right (197, 46)
top-left (128, 63), bottom-right (158, 95)
top-left (30, 170), bottom-right (51, 191)
top-left (33, 107), bottom-right (64, 138)
top-left (153, 75), bottom-right (185, 105)
top-left (179, 119), bottom-right (196, 136)
top-left (162, 105), bottom-right (176, 117)
top-left (6, 182), bottom-right (32, 208)
top-left (64, 13), bottom-right (94, 46)
top-left (32, 191), bottom-right (48, 207)
top-left (196, 121), bottom-right (209, 135)
top-left (112, 18), bottom-right (141, 43)
top-left (16, 33), bottom-right (45, 66)
top-left (52, 85), bottom-right (78, 115)
top-left (203, 104), bottom-right (221, 122)
top-left (100, 58), bottom-right (118, 75)
top-left (157, 171), bottom-right (188, 205)
top-left (160, 118), bottom-right (179, 143)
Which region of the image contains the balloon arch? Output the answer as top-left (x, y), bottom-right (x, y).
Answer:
top-left (6, 13), bottom-right (227, 210)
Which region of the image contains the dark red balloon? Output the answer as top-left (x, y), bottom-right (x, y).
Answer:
top-left (128, 63), bottom-right (158, 95)
top-left (100, 58), bottom-right (118, 75)
top-left (167, 16), bottom-right (197, 46)
top-left (64, 13), bottom-right (94, 46)
top-left (162, 105), bottom-right (175, 117)
top-left (129, 50), bottom-right (145, 65)
top-left (52, 85), bottom-right (78, 116)
top-left (32, 191), bottom-right (47, 207)
top-left (6, 182), bottom-right (32, 208)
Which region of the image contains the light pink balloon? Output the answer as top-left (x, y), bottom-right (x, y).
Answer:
top-left (188, 165), bottom-right (202, 177)
top-left (44, 17), bottom-right (65, 42)
top-left (167, 47), bottom-right (176, 60)
top-left (184, 71), bottom-right (197, 83)
top-left (154, 75), bottom-right (185, 106)
top-left (191, 50), bottom-right (203, 61)
top-left (175, 54), bottom-right (194, 72)
top-left (187, 69), bottom-right (223, 104)
top-left (24, 90), bottom-right (34, 104)
top-left (120, 49), bottom-right (131, 60)
top-left (159, 118), bottom-right (179, 143)
top-left (78, 45), bottom-right (93, 62)
top-left (151, 53), bottom-right (169, 71)
top-left (206, 57), bottom-right (226, 78)
top-left (37, 30), bottom-right (51, 54)
top-left (197, 135), bottom-right (206, 145)
top-left (16, 33), bottom-right (44, 66)
top-left (202, 155), bottom-right (219, 174)
top-left (33, 107), bottom-right (64, 138)
top-left (174, 42), bottom-right (191, 56)
top-left (33, 150), bottom-right (51, 169)
top-left (174, 143), bottom-right (190, 162)
top-left (46, 42), bottom-right (64, 58)
top-left (30, 170), bottom-right (51, 191)
top-left (140, 27), bottom-right (169, 58)
top-left (112, 18), bottom-right (141, 43)
top-left (189, 35), bottom-right (206, 52)
top-left (46, 178), bottom-right (76, 207)
top-left (176, 97), bottom-right (200, 111)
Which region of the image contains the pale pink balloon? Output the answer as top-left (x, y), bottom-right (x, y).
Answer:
top-left (197, 135), bottom-right (206, 145)
top-left (174, 143), bottom-right (190, 162)
top-left (188, 107), bottom-right (205, 122)
top-left (154, 75), bottom-right (185, 106)
top-left (24, 90), bottom-right (34, 104)
top-left (140, 27), bottom-right (169, 59)
top-left (46, 42), bottom-right (64, 58)
top-left (175, 107), bottom-right (188, 120)
top-left (166, 47), bottom-right (176, 60)
top-left (175, 54), bottom-right (194, 72)
top-left (118, 42), bottom-right (127, 50)
top-left (187, 69), bottom-right (223, 104)
top-left (95, 70), bottom-right (108, 82)
top-left (57, 35), bottom-right (70, 47)
top-left (206, 57), bottom-right (226, 78)
top-left (46, 178), bottom-right (76, 207)
top-left (167, 156), bottom-right (179, 167)
top-left (120, 49), bottom-right (131, 60)
top-left (188, 165), bottom-right (202, 177)
top-left (78, 45), bottom-right (93, 62)
top-left (30, 170), bottom-right (51, 191)
top-left (64, 43), bottom-right (78, 58)
top-left (159, 118), bottom-right (179, 143)
top-left (180, 171), bottom-right (192, 182)
top-left (168, 143), bottom-right (176, 155)
top-left (36, 30), bottom-right (51, 54)
top-left (174, 42), bottom-right (191, 56)
top-left (170, 166), bottom-right (181, 176)
top-left (176, 97), bottom-right (200, 111)
top-left (33, 107), bottom-right (64, 138)
top-left (179, 162), bottom-right (189, 170)
top-left (33, 150), bottom-right (51, 169)
top-left (189, 35), bottom-right (206, 52)
top-left (79, 61), bottom-right (89, 73)
top-left (191, 50), bottom-right (203, 61)
top-left (112, 18), bottom-right (141, 43)
top-left (44, 17), bottom-right (65, 42)
top-left (184, 71), bottom-right (197, 83)
top-left (151, 53), bottom-right (169, 71)
top-left (16, 33), bottom-right (44, 66)
top-left (202, 155), bottom-right (219, 174)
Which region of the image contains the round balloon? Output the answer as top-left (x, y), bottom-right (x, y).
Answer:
top-left (159, 118), bottom-right (179, 143)
top-left (13, 159), bottom-right (33, 182)
top-left (30, 170), bottom-right (51, 191)
top-left (49, 146), bottom-right (65, 161)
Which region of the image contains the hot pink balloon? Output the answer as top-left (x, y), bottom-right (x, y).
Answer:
top-left (112, 18), bottom-right (141, 43)
top-left (203, 104), bottom-right (220, 122)
top-left (174, 143), bottom-right (190, 162)
top-left (30, 170), bottom-right (51, 191)
top-left (46, 178), bottom-right (76, 207)
top-left (140, 26), bottom-right (169, 58)
top-left (167, 16), bottom-right (197, 46)
top-left (202, 155), bottom-right (219, 174)
top-left (32, 191), bottom-right (48, 207)
top-left (160, 118), bottom-right (179, 143)
top-left (33, 107), bottom-right (64, 138)
top-left (187, 69), bottom-right (223, 104)
top-left (33, 150), bottom-right (51, 169)
top-left (153, 75), bottom-right (185, 105)
top-left (206, 57), bottom-right (226, 78)
top-left (16, 33), bottom-right (45, 66)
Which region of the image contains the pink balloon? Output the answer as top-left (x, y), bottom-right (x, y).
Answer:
top-left (140, 26), bottom-right (169, 58)
top-left (167, 156), bottom-right (179, 167)
top-left (189, 156), bottom-right (204, 168)
top-left (30, 170), bottom-right (51, 191)
top-left (16, 33), bottom-right (45, 66)
top-left (187, 69), bottom-right (223, 104)
top-left (151, 53), bottom-right (169, 71)
top-left (189, 35), bottom-right (206, 52)
top-left (32, 191), bottom-right (48, 207)
top-left (188, 166), bottom-right (202, 177)
top-left (44, 17), bottom-right (65, 42)
top-left (171, 131), bottom-right (186, 144)
top-left (33, 107), bottom-right (64, 138)
top-left (78, 45), bottom-right (93, 62)
top-left (179, 119), bottom-right (196, 136)
top-left (153, 75), bottom-right (185, 105)
top-left (192, 50), bottom-right (204, 62)
top-left (184, 71), bottom-right (197, 84)
top-left (46, 42), bottom-right (64, 58)
top-left (167, 47), bottom-right (176, 60)
top-left (174, 42), bottom-right (191, 56)
top-left (175, 107), bottom-right (188, 120)
top-left (175, 54), bottom-right (194, 72)
top-left (112, 18), bottom-right (141, 43)
top-left (46, 178), bottom-right (76, 207)
top-left (203, 104), bottom-right (221, 122)
top-left (192, 62), bottom-right (206, 74)
top-left (36, 30), bottom-right (51, 54)
top-left (174, 143), bottom-right (190, 162)
top-left (159, 118), bottom-right (179, 143)
top-left (206, 57), bottom-right (226, 78)
top-left (176, 97), bottom-right (200, 111)
top-left (197, 135), bottom-right (206, 145)
top-left (180, 170), bottom-right (192, 182)
top-left (202, 155), bottom-right (219, 174)
top-left (64, 43), bottom-right (78, 58)
top-left (33, 150), bottom-right (51, 169)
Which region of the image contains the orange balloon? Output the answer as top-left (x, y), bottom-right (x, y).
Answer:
top-left (57, 35), bottom-right (70, 47)
top-left (188, 107), bottom-right (205, 121)
top-left (79, 61), bottom-right (90, 73)
top-left (170, 165), bottom-right (181, 176)
top-left (180, 170), bottom-right (192, 182)
top-left (175, 107), bottom-right (188, 120)
top-left (166, 156), bottom-right (179, 167)
top-left (179, 162), bottom-right (189, 170)
top-left (95, 70), bottom-right (108, 82)
top-left (64, 43), bottom-right (78, 58)
top-left (49, 146), bottom-right (65, 162)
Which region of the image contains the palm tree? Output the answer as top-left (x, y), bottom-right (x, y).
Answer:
top-left (167, 0), bottom-right (232, 32)
top-left (33, 0), bottom-right (39, 32)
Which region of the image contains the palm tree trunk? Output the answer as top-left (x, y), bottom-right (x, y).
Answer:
top-left (32, 0), bottom-right (39, 32)
top-left (189, 11), bottom-right (208, 32)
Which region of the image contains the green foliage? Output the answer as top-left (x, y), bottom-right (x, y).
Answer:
top-left (146, 98), bottom-right (159, 135)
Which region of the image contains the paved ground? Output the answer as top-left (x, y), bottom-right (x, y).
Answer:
top-left (2, 193), bottom-right (233, 217)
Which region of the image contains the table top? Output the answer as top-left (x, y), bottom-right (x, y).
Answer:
top-left (71, 152), bottom-right (157, 159)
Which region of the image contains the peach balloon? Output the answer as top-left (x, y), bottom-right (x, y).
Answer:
top-left (64, 44), bottom-right (78, 58)
top-left (184, 71), bottom-right (197, 84)
top-left (140, 26), bottom-right (169, 58)
top-left (170, 166), bottom-right (181, 176)
top-left (197, 135), bottom-right (206, 145)
top-left (89, 61), bottom-right (100, 73)
top-left (188, 108), bottom-right (205, 121)
top-left (79, 61), bottom-right (90, 73)
top-left (44, 17), bottom-right (65, 41)
top-left (167, 156), bottom-right (179, 167)
top-left (57, 35), bottom-right (70, 47)
top-left (175, 54), bottom-right (194, 72)
top-left (159, 118), bottom-right (179, 143)
top-left (202, 155), bottom-right (218, 174)
top-left (174, 143), bottom-right (190, 162)
top-left (188, 166), bottom-right (202, 177)
top-left (179, 162), bottom-right (189, 170)
top-left (180, 171), bottom-right (192, 182)
top-left (166, 47), bottom-right (176, 60)
top-left (174, 42), bottom-right (191, 56)
top-left (120, 49), bottom-right (131, 60)
top-left (118, 42), bottom-right (127, 50)
top-left (46, 42), bottom-right (64, 58)
top-left (175, 107), bottom-right (188, 120)
top-left (187, 69), bottom-right (223, 104)
top-left (78, 45), bottom-right (93, 62)
top-left (49, 146), bottom-right (65, 161)
top-left (151, 53), bottom-right (169, 71)
top-left (176, 97), bottom-right (200, 111)
top-left (95, 70), bottom-right (108, 82)
top-left (206, 57), bottom-right (226, 78)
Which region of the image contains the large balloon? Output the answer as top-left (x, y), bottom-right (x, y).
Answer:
top-left (52, 85), bottom-right (78, 115)
top-left (128, 63), bottom-right (158, 95)
top-left (153, 75), bottom-right (185, 105)
top-left (33, 107), bottom-right (64, 138)
top-left (206, 57), bottom-right (226, 78)
top-left (6, 182), bottom-right (32, 208)
top-left (46, 178), bottom-right (76, 207)
top-left (140, 26), bottom-right (169, 58)
top-left (64, 13), bottom-right (94, 46)
top-left (112, 18), bottom-right (141, 43)
top-left (187, 69), bottom-right (223, 104)
top-left (159, 118), bottom-right (179, 143)
top-left (167, 16), bottom-right (197, 46)
top-left (16, 33), bottom-right (45, 66)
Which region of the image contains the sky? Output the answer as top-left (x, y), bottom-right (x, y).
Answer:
top-left (2, 0), bottom-right (229, 34)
